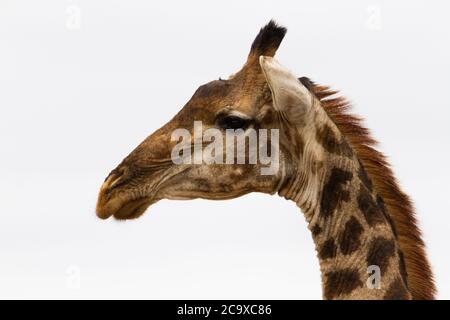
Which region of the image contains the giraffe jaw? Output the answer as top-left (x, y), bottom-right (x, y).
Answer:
top-left (112, 197), bottom-right (157, 220)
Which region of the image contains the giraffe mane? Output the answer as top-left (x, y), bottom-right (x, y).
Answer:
top-left (299, 77), bottom-right (436, 300)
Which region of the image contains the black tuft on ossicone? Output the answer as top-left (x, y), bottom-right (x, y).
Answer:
top-left (249, 20), bottom-right (287, 57)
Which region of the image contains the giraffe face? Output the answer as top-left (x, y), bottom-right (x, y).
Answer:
top-left (95, 78), bottom-right (281, 220)
top-left (96, 22), bottom-right (292, 220)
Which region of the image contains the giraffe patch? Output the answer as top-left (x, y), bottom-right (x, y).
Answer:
top-left (324, 268), bottom-right (363, 299)
top-left (366, 237), bottom-right (396, 275)
top-left (311, 224), bottom-right (322, 237)
top-left (339, 216), bottom-right (364, 255)
top-left (357, 184), bottom-right (386, 226)
top-left (320, 168), bottom-right (353, 218)
top-left (316, 124), bottom-right (353, 158)
top-left (319, 238), bottom-right (337, 260)
top-left (383, 278), bottom-right (409, 300)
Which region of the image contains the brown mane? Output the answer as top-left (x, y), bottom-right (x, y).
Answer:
top-left (302, 78), bottom-right (436, 299)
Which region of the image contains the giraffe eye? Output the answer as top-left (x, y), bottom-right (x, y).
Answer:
top-left (216, 115), bottom-right (251, 130)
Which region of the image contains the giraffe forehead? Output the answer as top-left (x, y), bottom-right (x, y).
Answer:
top-left (184, 76), bottom-right (270, 119)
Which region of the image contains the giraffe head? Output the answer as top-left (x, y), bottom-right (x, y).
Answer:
top-left (96, 21), bottom-right (317, 220)
top-left (95, 20), bottom-right (435, 302)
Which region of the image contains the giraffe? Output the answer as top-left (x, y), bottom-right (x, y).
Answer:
top-left (96, 21), bottom-right (435, 300)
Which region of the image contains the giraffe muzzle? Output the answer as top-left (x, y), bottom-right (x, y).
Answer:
top-left (96, 163), bottom-right (167, 220)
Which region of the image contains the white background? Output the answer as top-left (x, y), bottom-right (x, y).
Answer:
top-left (0, 0), bottom-right (449, 299)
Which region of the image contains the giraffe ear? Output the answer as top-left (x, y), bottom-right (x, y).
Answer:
top-left (259, 56), bottom-right (313, 124)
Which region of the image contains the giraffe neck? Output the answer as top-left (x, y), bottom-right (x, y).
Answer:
top-left (277, 111), bottom-right (411, 299)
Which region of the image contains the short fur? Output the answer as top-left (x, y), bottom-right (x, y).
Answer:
top-left (301, 78), bottom-right (436, 300)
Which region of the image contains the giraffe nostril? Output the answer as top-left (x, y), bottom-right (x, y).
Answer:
top-left (103, 167), bottom-right (127, 192)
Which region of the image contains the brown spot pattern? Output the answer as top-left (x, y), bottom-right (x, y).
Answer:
top-left (316, 124), bottom-right (353, 158)
top-left (319, 238), bottom-right (337, 260)
top-left (340, 140), bottom-right (354, 158)
top-left (383, 278), bottom-right (410, 300)
top-left (320, 168), bottom-right (353, 219)
top-left (304, 78), bottom-right (436, 299)
top-left (311, 224), bottom-right (322, 237)
top-left (339, 216), bottom-right (364, 255)
top-left (366, 237), bottom-right (396, 274)
top-left (324, 269), bottom-right (363, 299)
top-left (357, 185), bottom-right (386, 226)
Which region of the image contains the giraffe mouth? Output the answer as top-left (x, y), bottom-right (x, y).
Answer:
top-left (96, 192), bottom-right (157, 220)
top-left (111, 197), bottom-right (156, 220)
top-left (96, 164), bottom-right (184, 220)
top-left (96, 172), bottom-right (158, 220)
